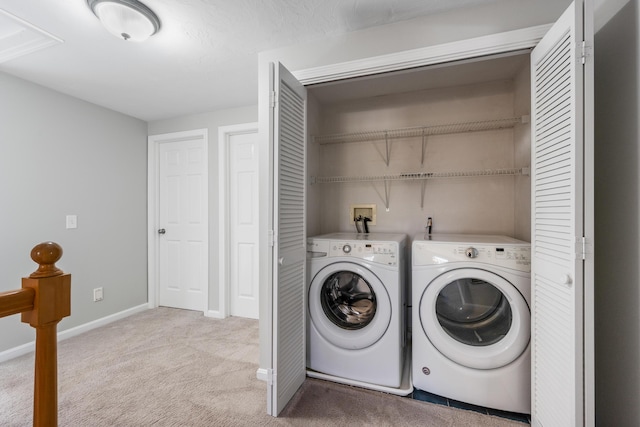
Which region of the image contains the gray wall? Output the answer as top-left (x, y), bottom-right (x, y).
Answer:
top-left (147, 106), bottom-right (258, 313)
top-left (0, 72), bottom-right (148, 353)
top-left (594, 0), bottom-right (640, 424)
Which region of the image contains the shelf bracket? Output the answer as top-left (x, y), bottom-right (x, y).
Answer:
top-left (384, 180), bottom-right (390, 211)
top-left (370, 131), bottom-right (392, 165)
top-left (420, 180), bottom-right (427, 210)
top-left (384, 132), bottom-right (391, 166)
top-left (372, 180), bottom-right (391, 211)
top-left (421, 130), bottom-right (427, 167)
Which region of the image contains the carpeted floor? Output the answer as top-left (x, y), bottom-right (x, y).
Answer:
top-left (0, 307), bottom-right (523, 426)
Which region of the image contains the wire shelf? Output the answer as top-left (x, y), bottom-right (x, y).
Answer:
top-left (313, 168), bottom-right (528, 184)
top-left (313, 116), bottom-right (528, 145)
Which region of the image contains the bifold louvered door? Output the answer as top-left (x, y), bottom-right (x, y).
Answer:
top-left (269, 62), bottom-right (307, 416)
top-left (530, 1), bottom-right (593, 425)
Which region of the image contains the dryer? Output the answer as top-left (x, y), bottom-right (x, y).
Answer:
top-left (412, 234), bottom-right (531, 414)
top-left (306, 232), bottom-right (408, 393)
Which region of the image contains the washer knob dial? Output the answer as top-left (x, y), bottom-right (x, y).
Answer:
top-left (343, 244), bottom-right (352, 254)
top-left (465, 247), bottom-right (478, 258)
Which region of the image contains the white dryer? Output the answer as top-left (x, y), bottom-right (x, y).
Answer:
top-left (412, 234), bottom-right (531, 414)
top-left (306, 232), bottom-right (408, 393)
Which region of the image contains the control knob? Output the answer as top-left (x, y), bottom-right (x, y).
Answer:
top-left (343, 244), bottom-right (352, 254)
top-left (465, 247), bottom-right (478, 258)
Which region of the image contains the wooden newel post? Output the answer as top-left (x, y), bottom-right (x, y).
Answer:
top-left (21, 242), bottom-right (71, 427)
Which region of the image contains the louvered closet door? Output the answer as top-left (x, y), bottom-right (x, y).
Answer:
top-left (530, 1), bottom-right (593, 426)
top-left (270, 62), bottom-right (307, 416)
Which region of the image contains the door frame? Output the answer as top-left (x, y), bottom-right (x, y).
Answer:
top-left (259, 22), bottom-right (581, 415)
top-left (147, 128), bottom-right (209, 311)
top-left (293, 24), bottom-right (551, 85)
top-left (217, 122), bottom-right (259, 319)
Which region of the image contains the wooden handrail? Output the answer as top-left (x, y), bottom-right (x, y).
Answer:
top-left (0, 242), bottom-right (71, 427)
top-left (0, 288), bottom-right (35, 318)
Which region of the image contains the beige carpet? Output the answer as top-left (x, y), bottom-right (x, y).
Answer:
top-left (0, 307), bottom-right (523, 426)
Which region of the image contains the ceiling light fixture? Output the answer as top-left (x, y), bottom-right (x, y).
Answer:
top-left (87, 0), bottom-right (160, 42)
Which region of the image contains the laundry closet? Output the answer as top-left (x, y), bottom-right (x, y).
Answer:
top-left (263, 2), bottom-right (593, 422)
top-left (305, 52), bottom-right (532, 241)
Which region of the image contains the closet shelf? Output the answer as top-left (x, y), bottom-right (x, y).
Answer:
top-left (313, 116), bottom-right (529, 145)
top-left (312, 167), bottom-right (529, 184)
top-left (312, 167), bottom-right (529, 211)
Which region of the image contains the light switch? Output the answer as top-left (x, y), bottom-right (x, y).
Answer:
top-left (66, 215), bottom-right (77, 229)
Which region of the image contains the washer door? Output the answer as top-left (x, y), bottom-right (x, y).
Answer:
top-left (309, 262), bottom-right (391, 350)
top-left (419, 268), bottom-right (530, 370)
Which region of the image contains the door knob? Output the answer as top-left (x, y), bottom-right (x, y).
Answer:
top-left (560, 274), bottom-right (572, 285)
top-left (158, 228), bottom-right (166, 235)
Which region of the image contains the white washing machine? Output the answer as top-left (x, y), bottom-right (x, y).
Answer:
top-left (306, 232), bottom-right (409, 393)
top-left (412, 234), bottom-right (531, 414)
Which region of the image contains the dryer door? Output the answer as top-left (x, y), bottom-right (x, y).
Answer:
top-left (419, 268), bottom-right (530, 370)
top-left (309, 262), bottom-right (392, 350)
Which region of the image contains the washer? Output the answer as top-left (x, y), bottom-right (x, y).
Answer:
top-left (412, 234), bottom-right (531, 414)
top-left (306, 232), bottom-right (407, 390)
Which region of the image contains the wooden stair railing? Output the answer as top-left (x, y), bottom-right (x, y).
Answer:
top-left (0, 242), bottom-right (71, 427)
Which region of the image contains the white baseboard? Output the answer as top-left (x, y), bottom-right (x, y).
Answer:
top-left (256, 368), bottom-right (269, 383)
top-left (0, 341), bottom-right (35, 365)
top-left (0, 303), bottom-right (149, 363)
top-left (205, 309), bottom-right (225, 319)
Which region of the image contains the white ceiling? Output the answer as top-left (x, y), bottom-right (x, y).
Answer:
top-left (0, 0), bottom-right (499, 122)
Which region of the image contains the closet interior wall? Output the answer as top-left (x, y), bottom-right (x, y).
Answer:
top-left (513, 59), bottom-right (532, 242)
top-left (306, 94), bottom-right (323, 239)
top-left (306, 54), bottom-right (532, 241)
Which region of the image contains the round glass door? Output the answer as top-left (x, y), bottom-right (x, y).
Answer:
top-left (420, 268), bottom-right (530, 370)
top-left (320, 271), bottom-right (377, 330)
top-left (436, 278), bottom-right (512, 347)
top-left (309, 262), bottom-right (391, 350)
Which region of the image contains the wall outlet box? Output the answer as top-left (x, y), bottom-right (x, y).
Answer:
top-left (350, 204), bottom-right (377, 225)
top-left (93, 287), bottom-right (103, 302)
top-left (66, 214), bottom-right (77, 229)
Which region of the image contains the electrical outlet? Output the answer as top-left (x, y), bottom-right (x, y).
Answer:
top-left (66, 214), bottom-right (77, 229)
top-left (93, 287), bottom-right (103, 302)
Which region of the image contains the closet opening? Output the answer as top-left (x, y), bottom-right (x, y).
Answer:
top-left (305, 51), bottom-right (532, 242)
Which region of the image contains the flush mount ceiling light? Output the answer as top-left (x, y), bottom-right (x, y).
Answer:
top-left (87, 0), bottom-right (160, 42)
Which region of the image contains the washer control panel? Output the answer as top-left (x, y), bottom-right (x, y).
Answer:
top-left (465, 247), bottom-right (479, 258)
top-left (307, 239), bottom-right (398, 266)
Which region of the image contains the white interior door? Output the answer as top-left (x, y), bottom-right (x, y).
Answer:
top-left (156, 131), bottom-right (208, 312)
top-left (530, 1), bottom-right (593, 425)
top-left (229, 130), bottom-right (260, 319)
top-left (267, 61), bottom-right (307, 416)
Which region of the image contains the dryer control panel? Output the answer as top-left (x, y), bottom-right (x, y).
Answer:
top-left (413, 242), bottom-right (531, 272)
top-left (307, 239), bottom-right (398, 266)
